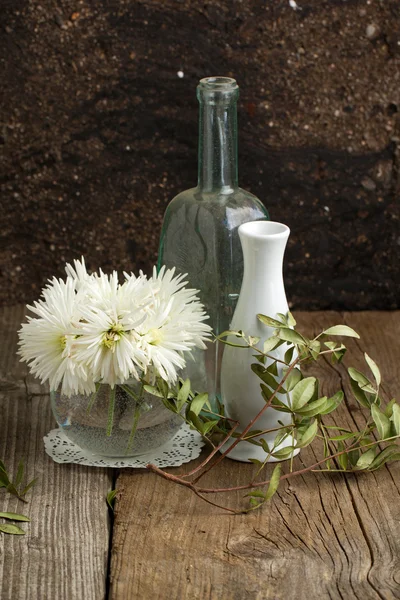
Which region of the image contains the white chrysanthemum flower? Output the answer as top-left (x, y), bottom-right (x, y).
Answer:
top-left (18, 260), bottom-right (212, 395)
top-left (73, 270), bottom-right (150, 387)
top-left (18, 277), bottom-right (94, 396)
top-left (65, 256), bottom-right (92, 288)
top-left (134, 266), bottom-right (212, 384)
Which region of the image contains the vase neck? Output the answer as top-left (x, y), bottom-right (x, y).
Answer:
top-left (239, 222), bottom-right (290, 292)
top-left (197, 77), bottom-right (239, 194)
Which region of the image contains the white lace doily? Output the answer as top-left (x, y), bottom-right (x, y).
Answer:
top-left (44, 424), bottom-right (204, 468)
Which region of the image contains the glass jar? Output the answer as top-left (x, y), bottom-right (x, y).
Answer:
top-left (50, 383), bottom-right (182, 458)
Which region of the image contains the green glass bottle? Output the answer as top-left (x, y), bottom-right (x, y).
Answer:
top-left (157, 76), bottom-right (269, 404)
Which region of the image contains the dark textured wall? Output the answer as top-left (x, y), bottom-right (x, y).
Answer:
top-left (1, 0), bottom-right (399, 309)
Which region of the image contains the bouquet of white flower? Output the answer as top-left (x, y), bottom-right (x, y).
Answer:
top-left (18, 258), bottom-right (212, 397)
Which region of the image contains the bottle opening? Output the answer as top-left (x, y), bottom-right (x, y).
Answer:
top-left (199, 76), bottom-right (238, 91)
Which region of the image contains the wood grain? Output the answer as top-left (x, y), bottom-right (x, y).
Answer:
top-left (0, 306), bottom-right (113, 600)
top-left (110, 311), bottom-right (400, 600)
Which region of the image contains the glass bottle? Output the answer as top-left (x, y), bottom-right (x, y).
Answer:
top-left (157, 76), bottom-right (269, 405)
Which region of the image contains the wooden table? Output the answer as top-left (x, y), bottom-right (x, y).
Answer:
top-left (1, 306), bottom-right (399, 600)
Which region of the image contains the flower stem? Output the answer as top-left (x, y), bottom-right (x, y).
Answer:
top-left (86, 383), bottom-right (100, 414)
top-left (107, 387), bottom-right (116, 437)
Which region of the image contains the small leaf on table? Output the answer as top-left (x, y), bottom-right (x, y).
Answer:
top-left (0, 523), bottom-right (26, 535)
top-left (0, 512), bottom-right (30, 522)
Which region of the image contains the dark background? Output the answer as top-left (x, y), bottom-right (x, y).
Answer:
top-left (1, 0), bottom-right (399, 309)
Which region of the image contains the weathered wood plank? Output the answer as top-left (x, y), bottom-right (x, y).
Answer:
top-left (0, 306), bottom-right (113, 600)
top-left (110, 311), bottom-right (400, 600)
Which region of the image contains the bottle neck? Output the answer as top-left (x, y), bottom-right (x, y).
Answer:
top-left (197, 77), bottom-right (239, 193)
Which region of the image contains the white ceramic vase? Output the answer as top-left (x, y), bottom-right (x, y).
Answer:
top-left (220, 221), bottom-right (299, 463)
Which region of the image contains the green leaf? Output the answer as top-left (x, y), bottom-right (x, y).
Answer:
top-left (385, 398), bottom-right (396, 418)
top-left (249, 458), bottom-right (264, 467)
top-left (309, 340), bottom-right (321, 360)
top-left (251, 364), bottom-right (282, 391)
top-left (248, 336), bottom-right (260, 346)
top-left (201, 420), bottom-right (219, 435)
top-left (291, 377), bottom-right (316, 411)
top-left (158, 379), bottom-right (169, 399)
top-left (295, 396), bottom-right (328, 417)
top-left (277, 312), bottom-right (289, 325)
top-left (348, 368), bottom-right (376, 394)
top-left (15, 461), bottom-right (24, 487)
top-left (348, 449), bottom-right (360, 466)
top-left (21, 478), bottom-right (37, 496)
top-left (391, 404), bottom-right (400, 436)
top-left (245, 489), bottom-right (266, 499)
top-left (268, 396), bottom-right (292, 413)
top-left (263, 336), bottom-right (282, 353)
top-left (284, 346), bottom-right (295, 365)
top-left (319, 391), bottom-right (344, 415)
top-left (176, 379), bottom-right (191, 412)
top-left (189, 393), bottom-right (210, 416)
top-left (106, 490), bottom-right (117, 510)
top-left (337, 452), bottom-right (348, 471)
top-left (186, 411), bottom-right (205, 432)
top-left (356, 448), bottom-right (377, 469)
top-left (260, 383), bottom-right (274, 403)
top-left (215, 330), bottom-right (244, 340)
top-left (143, 384), bottom-right (163, 398)
top-left (278, 329), bottom-right (307, 346)
top-left (265, 464), bottom-right (282, 500)
top-left (253, 353), bottom-right (266, 364)
top-left (0, 524), bottom-right (26, 535)
top-left (323, 325), bottom-right (360, 338)
top-left (296, 420), bottom-right (318, 448)
top-left (285, 368), bottom-right (302, 393)
top-left (337, 441), bottom-right (348, 470)
top-left (266, 361), bottom-right (278, 376)
top-left (287, 312), bottom-right (297, 327)
top-left (273, 430), bottom-right (288, 448)
top-left (0, 512), bottom-right (30, 522)
top-left (364, 353), bottom-right (381, 387)
top-left (0, 470), bottom-right (9, 487)
top-left (271, 446), bottom-right (295, 460)
top-left (350, 379), bottom-right (370, 408)
top-left (331, 347), bottom-right (347, 364)
top-left (371, 404), bottom-right (391, 440)
top-left (257, 314), bottom-right (284, 328)
top-left (324, 341), bottom-right (337, 350)
top-left (369, 445), bottom-right (400, 470)
top-left (329, 432), bottom-right (358, 442)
